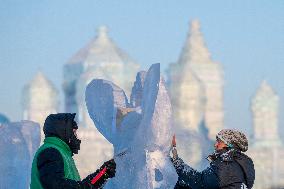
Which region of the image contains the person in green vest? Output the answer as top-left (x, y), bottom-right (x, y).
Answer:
top-left (30, 113), bottom-right (116, 189)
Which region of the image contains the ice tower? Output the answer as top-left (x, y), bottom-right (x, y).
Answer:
top-left (167, 20), bottom-right (223, 169)
top-left (249, 81), bottom-right (284, 189)
top-left (251, 81), bottom-right (281, 147)
top-left (168, 20), bottom-right (224, 140)
top-left (63, 26), bottom-right (140, 177)
top-left (22, 71), bottom-right (58, 139)
top-left (63, 26), bottom-right (139, 127)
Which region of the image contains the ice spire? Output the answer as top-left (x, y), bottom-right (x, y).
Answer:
top-left (23, 71), bottom-right (58, 108)
top-left (64, 25), bottom-right (139, 126)
top-left (255, 80), bottom-right (276, 97)
top-left (96, 26), bottom-right (111, 44)
top-left (169, 20), bottom-right (224, 140)
top-left (29, 71), bottom-right (55, 89)
top-left (179, 19), bottom-right (211, 64)
top-left (251, 80), bottom-right (281, 147)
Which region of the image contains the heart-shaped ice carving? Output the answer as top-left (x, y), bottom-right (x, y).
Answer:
top-left (85, 79), bottom-right (129, 144)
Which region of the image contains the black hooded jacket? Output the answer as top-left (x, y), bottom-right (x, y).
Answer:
top-left (36, 113), bottom-right (111, 189)
top-left (173, 149), bottom-right (255, 189)
top-left (43, 113), bottom-right (81, 154)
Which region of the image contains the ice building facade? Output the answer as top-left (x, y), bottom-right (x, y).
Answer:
top-left (167, 20), bottom-right (223, 169)
top-left (17, 21), bottom-right (284, 188)
top-left (63, 26), bottom-right (140, 177)
top-left (248, 81), bottom-right (284, 189)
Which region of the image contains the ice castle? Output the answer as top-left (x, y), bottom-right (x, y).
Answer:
top-left (20, 21), bottom-right (284, 188)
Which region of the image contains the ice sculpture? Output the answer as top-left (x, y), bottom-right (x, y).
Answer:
top-left (0, 121), bottom-right (40, 188)
top-left (85, 63), bottom-right (178, 189)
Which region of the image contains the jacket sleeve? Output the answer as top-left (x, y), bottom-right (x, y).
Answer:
top-left (37, 148), bottom-right (108, 189)
top-left (172, 157), bottom-right (219, 189)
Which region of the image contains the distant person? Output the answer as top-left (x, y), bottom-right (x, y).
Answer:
top-left (30, 113), bottom-right (116, 189)
top-left (171, 129), bottom-right (255, 189)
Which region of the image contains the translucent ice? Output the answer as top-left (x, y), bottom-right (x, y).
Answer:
top-left (0, 121), bottom-right (40, 188)
top-left (85, 63), bottom-right (177, 189)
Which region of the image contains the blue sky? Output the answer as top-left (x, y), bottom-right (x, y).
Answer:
top-left (0, 1), bottom-right (283, 135)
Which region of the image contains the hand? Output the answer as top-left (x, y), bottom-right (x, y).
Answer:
top-left (172, 147), bottom-right (178, 160)
top-left (102, 159), bottom-right (116, 178)
top-left (81, 169), bottom-right (108, 188)
top-left (82, 160), bottom-right (115, 188)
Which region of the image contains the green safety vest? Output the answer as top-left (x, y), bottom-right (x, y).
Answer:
top-left (30, 137), bottom-right (81, 189)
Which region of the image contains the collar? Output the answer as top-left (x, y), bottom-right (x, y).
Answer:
top-left (207, 148), bottom-right (238, 162)
top-left (44, 137), bottom-right (72, 156)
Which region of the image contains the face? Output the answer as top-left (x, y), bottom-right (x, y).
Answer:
top-left (214, 138), bottom-right (228, 151)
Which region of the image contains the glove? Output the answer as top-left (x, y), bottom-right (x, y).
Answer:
top-left (102, 159), bottom-right (116, 178)
top-left (81, 159), bottom-right (116, 188)
top-left (80, 169), bottom-right (108, 189)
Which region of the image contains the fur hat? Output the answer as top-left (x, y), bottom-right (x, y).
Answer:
top-left (216, 129), bottom-right (248, 152)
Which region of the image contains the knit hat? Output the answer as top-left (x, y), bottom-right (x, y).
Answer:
top-left (216, 129), bottom-right (248, 152)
